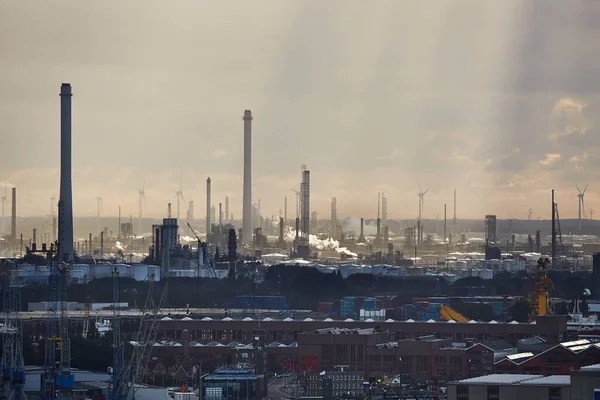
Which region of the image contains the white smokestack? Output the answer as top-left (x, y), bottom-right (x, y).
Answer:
top-left (206, 177), bottom-right (211, 235)
top-left (58, 83), bottom-right (74, 263)
top-left (11, 187), bottom-right (16, 243)
top-left (242, 110), bottom-right (253, 244)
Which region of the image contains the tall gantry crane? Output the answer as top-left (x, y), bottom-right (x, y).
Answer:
top-left (2, 266), bottom-right (15, 399)
top-left (8, 280), bottom-right (27, 400)
top-left (1, 267), bottom-right (27, 400)
top-left (109, 267), bottom-right (124, 400)
top-left (41, 245), bottom-right (73, 400)
top-left (187, 223), bottom-right (217, 279)
top-left (110, 272), bottom-right (168, 400)
top-left (530, 258), bottom-right (553, 321)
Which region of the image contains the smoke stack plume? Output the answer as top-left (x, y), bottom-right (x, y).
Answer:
top-left (58, 83), bottom-right (74, 263)
top-left (10, 187), bottom-right (16, 243)
top-left (206, 177), bottom-right (211, 234)
top-left (242, 110), bottom-right (253, 244)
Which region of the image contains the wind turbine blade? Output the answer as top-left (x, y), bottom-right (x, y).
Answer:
top-left (576, 185), bottom-right (581, 194)
top-left (584, 184), bottom-right (588, 194)
top-left (424, 189), bottom-right (429, 195)
top-left (417, 181), bottom-right (422, 193)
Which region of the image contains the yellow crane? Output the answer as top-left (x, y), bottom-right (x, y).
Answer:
top-left (530, 258), bottom-right (552, 321)
top-left (439, 304), bottom-right (469, 323)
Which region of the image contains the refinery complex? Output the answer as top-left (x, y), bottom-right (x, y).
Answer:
top-left (0, 82), bottom-right (599, 400)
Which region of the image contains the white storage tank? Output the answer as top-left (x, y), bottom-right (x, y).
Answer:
top-left (173, 392), bottom-right (197, 400)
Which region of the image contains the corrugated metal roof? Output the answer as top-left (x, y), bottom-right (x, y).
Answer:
top-left (519, 375), bottom-right (570, 386)
top-left (456, 374), bottom-right (542, 385)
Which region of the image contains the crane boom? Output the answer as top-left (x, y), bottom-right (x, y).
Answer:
top-left (439, 304), bottom-right (469, 323)
top-left (187, 223), bottom-right (217, 279)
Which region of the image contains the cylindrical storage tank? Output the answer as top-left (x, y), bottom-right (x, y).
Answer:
top-left (69, 269), bottom-right (85, 283)
top-left (134, 264), bottom-right (149, 281)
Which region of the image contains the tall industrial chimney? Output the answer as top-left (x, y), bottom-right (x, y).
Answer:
top-left (206, 177), bottom-right (211, 235)
top-left (331, 197), bottom-right (337, 240)
top-left (225, 196), bottom-right (229, 223)
top-left (358, 217), bottom-right (365, 242)
top-left (10, 187), bottom-right (16, 244)
top-left (242, 110), bottom-right (253, 245)
top-left (444, 204), bottom-right (447, 245)
top-left (58, 83), bottom-right (74, 263)
top-left (453, 188), bottom-right (457, 236)
top-left (219, 202), bottom-right (223, 226)
top-left (551, 189), bottom-right (556, 269)
top-left (300, 169), bottom-right (310, 244)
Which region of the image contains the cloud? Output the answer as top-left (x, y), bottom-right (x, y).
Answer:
top-left (375, 148), bottom-right (400, 161)
top-left (1, 1), bottom-right (600, 219)
top-left (550, 97), bottom-right (589, 140)
top-left (211, 149), bottom-right (228, 159)
top-left (539, 153), bottom-right (561, 167)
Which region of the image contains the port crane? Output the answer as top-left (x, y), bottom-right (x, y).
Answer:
top-left (187, 223), bottom-right (217, 279)
top-left (439, 304), bottom-right (469, 323)
top-left (40, 245), bottom-right (73, 400)
top-left (530, 258), bottom-right (553, 321)
top-left (1, 266), bottom-right (27, 400)
top-left (110, 271), bottom-right (168, 400)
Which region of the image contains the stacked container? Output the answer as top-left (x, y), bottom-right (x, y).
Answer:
top-left (341, 296), bottom-right (356, 318)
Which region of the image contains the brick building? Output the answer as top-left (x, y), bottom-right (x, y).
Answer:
top-left (155, 314), bottom-right (568, 346)
top-left (297, 328), bottom-right (387, 373)
top-left (495, 339), bottom-right (600, 375)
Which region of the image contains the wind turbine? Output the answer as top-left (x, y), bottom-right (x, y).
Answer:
top-left (577, 184), bottom-right (588, 232)
top-left (138, 179), bottom-right (146, 235)
top-left (175, 171), bottom-right (188, 221)
top-left (1, 182), bottom-right (7, 234)
top-left (417, 181), bottom-right (429, 220)
top-left (290, 189), bottom-right (300, 219)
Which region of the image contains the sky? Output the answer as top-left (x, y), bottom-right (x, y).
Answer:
top-left (1, 0), bottom-right (599, 221)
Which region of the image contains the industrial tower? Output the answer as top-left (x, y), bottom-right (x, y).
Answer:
top-left (242, 110), bottom-right (253, 245)
top-left (109, 266), bottom-right (124, 400)
top-left (1, 268), bottom-right (27, 400)
top-left (41, 256), bottom-right (73, 400)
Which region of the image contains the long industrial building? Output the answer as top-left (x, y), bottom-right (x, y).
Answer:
top-left (155, 314), bottom-right (568, 346)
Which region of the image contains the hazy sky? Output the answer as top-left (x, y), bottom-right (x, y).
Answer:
top-left (1, 0), bottom-right (599, 221)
